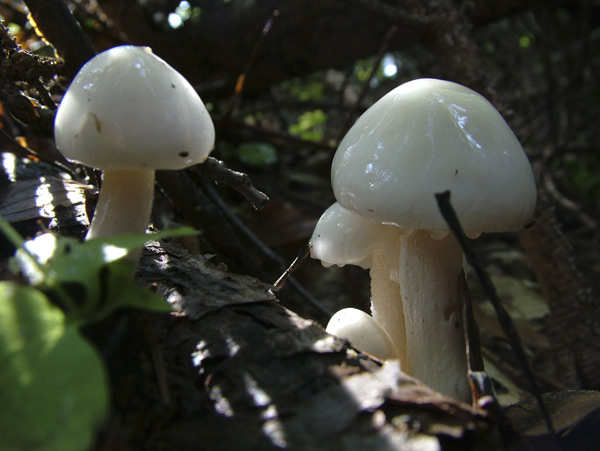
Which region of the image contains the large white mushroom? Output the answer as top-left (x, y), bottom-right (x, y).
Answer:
top-left (331, 78), bottom-right (536, 402)
top-left (54, 45), bottom-right (215, 241)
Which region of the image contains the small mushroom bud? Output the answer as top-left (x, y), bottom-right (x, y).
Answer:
top-left (326, 308), bottom-right (398, 361)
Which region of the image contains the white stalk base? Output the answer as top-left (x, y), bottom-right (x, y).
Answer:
top-left (399, 230), bottom-right (471, 402)
top-left (86, 168), bottom-right (155, 241)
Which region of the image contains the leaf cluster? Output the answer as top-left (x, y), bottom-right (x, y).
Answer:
top-left (0, 216), bottom-right (196, 450)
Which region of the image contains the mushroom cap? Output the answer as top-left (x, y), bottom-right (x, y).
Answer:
top-left (55, 45), bottom-right (215, 170)
top-left (310, 202), bottom-right (400, 269)
top-left (332, 78), bottom-right (536, 238)
top-left (326, 308), bottom-right (398, 360)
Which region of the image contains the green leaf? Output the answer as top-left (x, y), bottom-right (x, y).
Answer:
top-left (95, 258), bottom-right (172, 319)
top-left (0, 282), bottom-right (109, 451)
top-left (235, 142), bottom-right (278, 168)
top-left (518, 34), bottom-right (533, 48)
top-left (288, 109), bottom-right (327, 142)
top-left (285, 78), bottom-right (324, 101)
top-left (13, 227), bottom-right (197, 320)
top-left (77, 226), bottom-right (200, 258)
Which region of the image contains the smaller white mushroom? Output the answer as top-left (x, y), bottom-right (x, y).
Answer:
top-left (326, 308), bottom-right (398, 361)
top-left (54, 45), bottom-right (215, 242)
top-left (310, 202), bottom-right (407, 363)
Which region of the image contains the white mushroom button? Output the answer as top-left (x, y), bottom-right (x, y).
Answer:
top-left (54, 45), bottom-right (215, 242)
top-left (326, 308), bottom-right (398, 361)
top-left (330, 78), bottom-right (537, 402)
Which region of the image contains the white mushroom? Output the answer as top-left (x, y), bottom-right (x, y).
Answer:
top-left (331, 78), bottom-right (536, 402)
top-left (310, 202), bottom-right (407, 363)
top-left (54, 45), bottom-right (215, 241)
top-left (326, 308), bottom-right (398, 361)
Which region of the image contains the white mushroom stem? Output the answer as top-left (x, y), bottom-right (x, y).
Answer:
top-left (369, 249), bottom-right (407, 364)
top-left (398, 230), bottom-right (470, 402)
top-left (86, 169), bottom-right (155, 240)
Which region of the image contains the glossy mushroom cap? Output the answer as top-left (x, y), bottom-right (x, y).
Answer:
top-left (310, 202), bottom-right (399, 269)
top-left (326, 308), bottom-right (398, 360)
top-left (332, 78), bottom-right (536, 238)
top-left (55, 45), bottom-right (215, 170)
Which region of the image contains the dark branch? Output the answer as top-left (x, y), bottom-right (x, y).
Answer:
top-left (190, 157), bottom-right (270, 211)
top-left (434, 190), bottom-right (557, 440)
top-left (23, 0), bottom-right (97, 77)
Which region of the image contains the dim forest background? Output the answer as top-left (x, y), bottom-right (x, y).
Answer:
top-left (1, 0), bottom-right (600, 449)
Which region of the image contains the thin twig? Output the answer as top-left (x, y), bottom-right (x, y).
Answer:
top-left (223, 9), bottom-right (279, 119)
top-left (337, 25), bottom-right (398, 142)
top-left (543, 173), bottom-right (597, 230)
top-left (460, 275), bottom-right (484, 374)
top-left (434, 190), bottom-right (557, 440)
top-left (460, 272), bottom-right (519, 442)
top-left (273, 243), bottom-right (310, 288)
top-left (200, 180), bottom-right (332, 320)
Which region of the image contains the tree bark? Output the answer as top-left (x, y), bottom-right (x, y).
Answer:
top-left (86, 238), bottom-right (498, 450)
